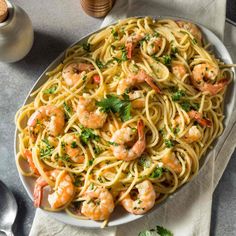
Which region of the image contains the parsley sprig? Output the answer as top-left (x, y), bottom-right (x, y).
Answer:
top-left (139, 225), bottom-right (173, 236)
top-left (79, 126), bottom-right (99, 145)
top-left (96, 94), bottom-right (131, 121)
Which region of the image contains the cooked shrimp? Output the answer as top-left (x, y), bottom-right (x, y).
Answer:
top-left (23, 149), bottom-right (39, 175)
top-left (117, 70), bottom-right (161, 95)
top-left (129, 91), bottom-right (145, 108)
top-left (111, 119), bottom-right (146, 161)
top-left (184, 125), bottom-right (202, 143)
top-left (188, 110), bottom-right (212, 127)
top-left (77, 96), bottom-right (107, 129)
top-left (147, 37), bottom-right (163, 56)
top-left (125, 33), bottom-right (144, 59)
top-left (63, 134), bottom-right (84, 163)
top-left (120, 180), bottom-right (156, 214)
top-left (27, 105), bottom-right (65, 138)
top-left (172, 63), bottom-right (187, 79)
top-left (162, 152), bottom-right (182, 173)
top-left (177, 20), bottom-right (202, 44)
top-left (81, 185), bottom-right (115, 220)
top-left (62, 62), bottom-right (94, 86)
top-left (34, 170), bottom-right (74, 209)
top-left (192, 63), bottom-right (228, 95)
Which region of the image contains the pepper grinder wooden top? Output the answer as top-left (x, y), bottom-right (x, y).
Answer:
top-left (0, 0), bottom-right (8, 23)
top-left (81, 0), bottom-right (115, 18)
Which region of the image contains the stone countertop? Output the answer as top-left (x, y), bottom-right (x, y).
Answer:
top-left (0, 0), bottom-right (235, 235)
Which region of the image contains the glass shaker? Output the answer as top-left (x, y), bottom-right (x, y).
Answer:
top-left (0, 0), bottom-right (33, 63)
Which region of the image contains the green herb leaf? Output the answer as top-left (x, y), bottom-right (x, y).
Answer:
top-left (71, 141), bottom-right (78, 148)
top-left (43, 85), bottom-right (57, 94)
top-left (163, 55), bottom-right (172, 66)
top-left (111, 28), bottom-right (119, 40)
top-left (164, 139), bottom-right (174, 148)
top-left (80, 126), bottom-right (99, 145)
top-left (88, 159), bottom-right (94, 166)
top-left (93, 145), bottom-right (101, 155)
top-left (40, 139), bottom-right (54, 158)
top-left (150, 167), bottom-right (163, 178)
top-left (156, 225), bottom-right (173, 236)
top-left (63, 102), bottom-right (72, 120)
top-left (96, 59), bottom-right (105, 69)
top-left (192, 38), bottom-right (197, 44)
top-left (180, 101), bottom-right (199, 112)
top-left (139, 155), bottom-right (151, 168)
top-left (171, 90), bottom-right (185, 101)
top-left (96, 94), bottom-right (132, 121)
top-left (138, 225), bottom-right (173, 236)
top-left (108, 141), bottom-right (119, 146)
top-left (82, 43), bottom-right (91, 52)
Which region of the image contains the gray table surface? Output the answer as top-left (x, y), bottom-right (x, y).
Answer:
top-left (0, 0), bottom-right (235, 235)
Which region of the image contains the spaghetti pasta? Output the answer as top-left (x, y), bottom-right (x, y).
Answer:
top-left (15, 17), bottom-right (234, 225)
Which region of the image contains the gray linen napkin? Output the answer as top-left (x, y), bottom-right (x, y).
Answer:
top-left (30, 0), bottom-right (236, 235)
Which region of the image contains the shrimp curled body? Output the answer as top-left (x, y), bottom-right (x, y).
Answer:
top-left (81, 186), bottom-right (115, 220)
top-left (27, 105), bottom-right (65, 138)
top-left (34, 170), bottom-right (74, 209)
top-left (77, 96), bottom-right (107, 129)
top-left (111, 120), bottom-right (146, 161)
top-left (120, 180), bottom-right (156, 214)
top-left (62, 62), bottom-right (94, 86)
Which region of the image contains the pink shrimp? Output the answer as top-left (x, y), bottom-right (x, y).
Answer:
top-left (23, 149), bottom-right (39, 175)
top-left (172, 63), bottom-right (187, 79)
top-left (191, 63), bottom-right (228, 95)
top-left (188, 110), bottom-right (212, 127)
top-left (162, 152), bottom-right (182, 174)
top-left (110, 119), bottom-right (146, 161)
top-left (77, 96), bottom-right (107, 129)
top-left (62, 62), bottom-right (94, 86)
top-left (176, 20), bottom-right (202, 45)
top-left (27, 105), bottom-right (65, 138)
top-left (34, 170), bottom-right (74, 209)
top-left (120, 180), bottom-right (156, 214)
top-left (125, 33), bottom-right (144, 59)
top-left (117, 70), bottom-right (161, 95)
top-left (81, 185), bottom-right (115, 220)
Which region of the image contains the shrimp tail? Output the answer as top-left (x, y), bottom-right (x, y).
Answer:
top-left (126, 42), bottom-right (133, 59)
top-left (188, 110), bottom-right (212, 127)
top-left (23, 149), bottom-right (40, 175)
top-left (144, 75), bottom-right (161, 94)
top-left (33, 177), bottom-right (47, 207)
top-left (202, 78), bottom-right (228, 95)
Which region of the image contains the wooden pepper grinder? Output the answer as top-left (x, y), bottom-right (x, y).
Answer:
top-left (0, 0), bottom-right (33, 62)
top-left (80, 0), bottom-right (115, 18)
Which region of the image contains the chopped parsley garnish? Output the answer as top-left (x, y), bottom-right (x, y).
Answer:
top-left (96, 94), bottom-right (131, 121)
top-left (111, 28), bottom-right (119, 40)
top-left (95, 59), bottom-right (105, 69)
top-left (113, 47), bottom-right (128, 63)
top-left (63, 102), bottom-right (72, 120)
top-left (162, 55), bottom-right (172, 66)
top-left (153, 31), bottom-right (159, 37)
top-left (93, 145), bottom-right (101, 155)
top-left (88, 159), bottom-right (94, 166)
top-left (139, 34), bottom-right (151, 45)
top-left (108, 141), bottom-right (119, 146)
top-left (40, 139), bottom-right (54, 158)
top-left (164, 139), bottom-right (174, 148)
top-left (138, 155), bottom-right (151, 168)
top-left (171, 47), bottom-right (178, 54)
top-left (150, 167), bottom-right (163, 178)
top-left (171, 90), bottom-right (185, 101)
top-left (139, 225), bottom-right (173, 236)
top-left (171, 127), bottom-right (180, 135)
top-left (43, 85), bottom-right (57, 94)
top-left (71, 141), bottom-right (78, 148)
top-left (82, 43), bottom-right (91, 52)
top-left (60, 154), bottom-right (71, 162)
top-left (80, 126), bottom-right (99, 145)
top-left (180, 101), bottom-right (199, 112)
top-left (192, 38), bottom-right (197, 44)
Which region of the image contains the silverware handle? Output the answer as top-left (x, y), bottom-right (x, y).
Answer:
top-left (5, 229), bottom-right (14, 236)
